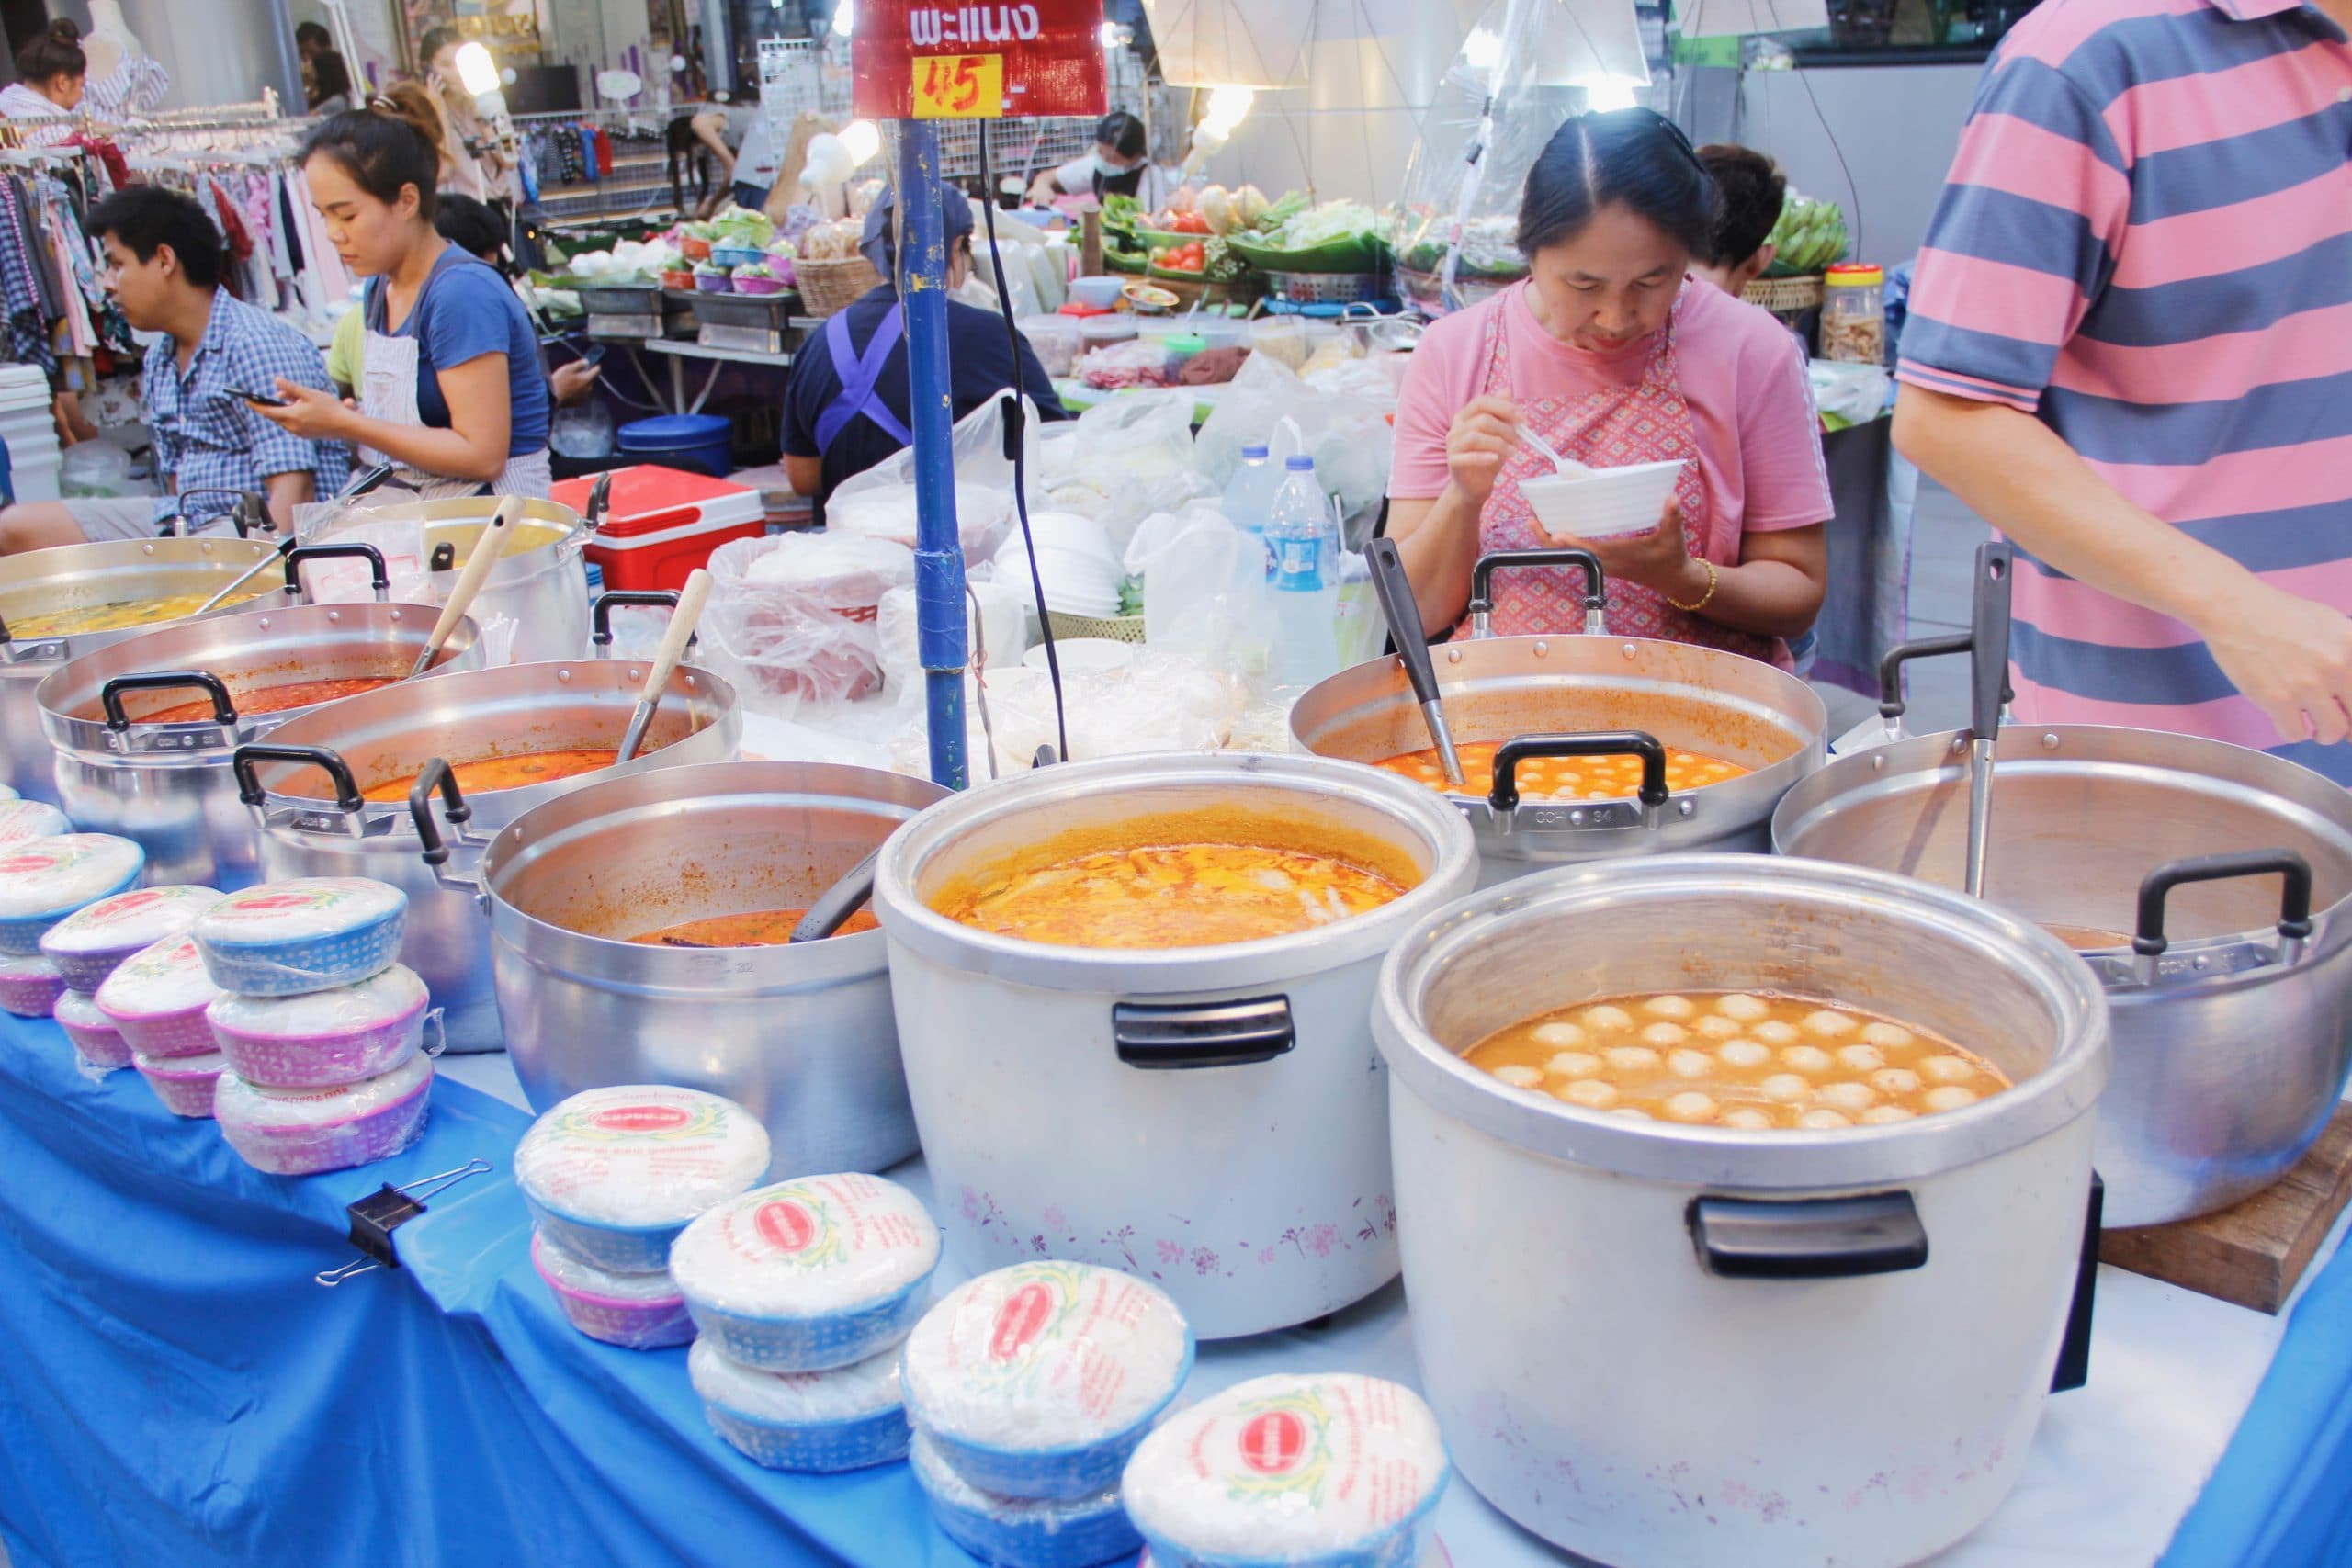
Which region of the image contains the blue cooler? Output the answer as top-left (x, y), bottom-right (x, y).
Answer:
top-left (616, 414), bottom-right (733, 479)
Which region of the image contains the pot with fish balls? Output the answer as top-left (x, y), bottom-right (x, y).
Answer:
top-left (1288, 550), bottom-right (1826, 887)
top-left (36, 566), bottom-right (483, 891)
top-left (427, 761), bottom-right (944, 1172)
top-left (1375, 854), bottom-right (2109, 1568)
top-left (1776, 722), bottom-right (2352, 1228)
top-left (231, 648), bottom-right (739, 1054)
top-left (872, 752), bottom-right (1479, 1339)
top-left (0, 534), bottom-right (288, 803)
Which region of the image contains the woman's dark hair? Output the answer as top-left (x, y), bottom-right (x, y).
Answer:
top-left (300, 83), bottom-right (447, 221)
top-left (84, 186), bottom-right (225, 288)
top-left (1519, 108), bottom-right (1717, 259)
top-left (15, 18), bottom-right (86, 85)
top-left (295, 20), bottom-right (332, 48)
top-left (434, 192), bottom-right (506, 268)
top-left (1095, 110), bottom-right (1147, 162)
top-left (1696, 143), bottom-right (1786, 268)
top-left (418, 25), bottom-right (461, 64)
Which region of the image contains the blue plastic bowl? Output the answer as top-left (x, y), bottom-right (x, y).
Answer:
top-left (685, 1272), bottom-right (932, 1373)
top-left (907, 1337), bottom-right (1194, 1503)
top-left (911, 1432), bottom-right (1143, 1568)
top-left (524, 1194), bottom-right (691, 1275)
top-left (1133, 1483), bottom-right (1445, 1568)
top-left (704, 1399), bottom-right (910, 1474)
top-left (708, 244), bottom-right (766, 269)
top-left (0, 846), bottom-right (144, 956)
top-left (192, 881), bottom-right (407, 996)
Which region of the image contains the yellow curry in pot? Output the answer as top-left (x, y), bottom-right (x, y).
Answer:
top-left (9, 586), bottom-right (271, 639)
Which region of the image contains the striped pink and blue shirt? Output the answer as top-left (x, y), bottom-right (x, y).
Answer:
top-left (1899, 0), bottom-right (2352, 780)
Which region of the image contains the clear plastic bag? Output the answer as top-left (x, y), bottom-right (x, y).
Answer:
top-left (828, 392), bottom-right (1037, 565)
top-left (1034, 390), bottom-right (1216, 554)
top-left (1122, 503), bottom-right (1272, 680)
top-left (700, 533), bottom-right (915, 715)
top-left (1193, 354), bottom-right (1395, 547)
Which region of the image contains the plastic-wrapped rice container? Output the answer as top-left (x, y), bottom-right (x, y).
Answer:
top-left (1141, 1545), bottom-right (1453, 1568)
top-left (1122, 1375), bottom-right (1450, 1568)
top-left (0, 798), bottom-right (69, 849)
top-left (95, 933), bottom-right (222, 1057)
top-left (0, 953), bottom-right (63, 1017)
top-left (54, 988), bottom-right (130, 1071)
top-left (136, 1048), bottom-right (226, 1118)
top-left (0, 783), bottom-right (17, 800)
top-left (902, 1261), bottom-right (1194, 1502)
top-left (514, 1086), bottom-right (773, 1273)
top-left (532, 1230), bottom-right (696, 1349)
top-left (690, 1337), bottom-right (910, 1471)
top-left (0, 834), bottom-right (145, 954)
top-left (911, 1430), bottom-right (1143, 1568)
top-left (207, 964), bottom-right (427, 1089)
top-left (671, 1172), bottom-right (939, 1371)
top-left (191, 877), bottom-right (408, 995)
top-left (40, 885), bottom-right (223, 993)
top-left (215, 1053), bottom-right (434, 1175)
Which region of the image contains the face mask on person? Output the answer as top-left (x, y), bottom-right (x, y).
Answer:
top-left (1092, 152), bottom-right (1133, 179)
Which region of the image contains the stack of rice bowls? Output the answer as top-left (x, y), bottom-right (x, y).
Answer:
top-left (46, 886), bottom-right (222, 1072)
top-left (0, 832), bottom-right (144, 1021)
top-left (189, 878), bottom-right (434, 1168)
top-left (671, 1172), bottom-right (939, 1473)
top-left (515, 1086), bottom-right (773, 1350)
top-left (899, 1261), bottom-right (1195, 1567)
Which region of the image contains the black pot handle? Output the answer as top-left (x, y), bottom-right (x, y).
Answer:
top-left (1466, 549), bottom-right (1606, 637)
top-left (232, 742), bottom-right (364, 812)
top-left (1491, 730), bottom-right (1668, 814)
top-left (408, 758), bottom-right (476, 868)
top-left (591, 588), bottom-right (684, 649)
top-left (1970, 541), bottom-right (2015, 743)
top-left (2132, 849), bottom-right (2314, 958)
top-left (100, 670), bottom-right (236, 731)
top-left (1114, 996), bottom-right (1295, 1069)
top-left (284, 542), bottom-right (390, 604)
top-left (2051, 1172), bottom-right (2103, 1393)
top-left (789, 849), bottom-right (880, 942)
top-left (1688, 1190), bottom-right (1929, 1279)
top-left (1874, 632), bottom-right (1975, 723)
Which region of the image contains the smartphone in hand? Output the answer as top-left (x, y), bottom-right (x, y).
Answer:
top-left (230, 386), bottom-right (289, 407)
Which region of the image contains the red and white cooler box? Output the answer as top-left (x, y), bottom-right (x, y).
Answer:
top-left (555, 466), bottom-right (766, 592)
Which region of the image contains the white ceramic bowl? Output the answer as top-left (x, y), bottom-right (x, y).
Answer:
top-left (1069, 276), bottom-right (1125, 310)
top-left (1519, 459), bottom-right (1686, 540)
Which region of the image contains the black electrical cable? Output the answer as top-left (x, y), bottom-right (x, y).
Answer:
top-left (977, 119), bottom-right (1071, 764)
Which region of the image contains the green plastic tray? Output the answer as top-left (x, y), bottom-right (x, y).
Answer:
top-left (1223, 231), bottom-right (1393, 275)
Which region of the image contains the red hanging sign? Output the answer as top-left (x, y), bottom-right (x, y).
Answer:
top-left (853, 0), bottom-right (1108, 120)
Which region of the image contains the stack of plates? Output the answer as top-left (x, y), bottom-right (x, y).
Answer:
top-left (0, 365), bottom-right (60, 505)
top-left (995, 513), bottom-right (1125, 619)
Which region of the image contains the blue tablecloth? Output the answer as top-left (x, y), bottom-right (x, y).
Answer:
top-left (3, 1001), bottom-right (2351, 1568)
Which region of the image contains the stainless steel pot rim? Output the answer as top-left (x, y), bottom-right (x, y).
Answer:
top-left (0, 536), bottom-right (286, 667)
top-left (1374, 853), bottom-right (2111, 1190)
top-left (872, 750), bottom-right (1482, 994)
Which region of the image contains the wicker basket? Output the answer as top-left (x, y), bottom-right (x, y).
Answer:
top-left (1045, 609), bottom-right (1147, 644)
top-left (795, 254), bottom-right (885, 318)
top-left (1267, 270), bottom-right (1391, 306)
top-left (1743, 274), bottom-right (1825, 324)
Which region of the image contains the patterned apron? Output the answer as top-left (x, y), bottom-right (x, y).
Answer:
top-left (1458, 282), bottom-right (1787, 670)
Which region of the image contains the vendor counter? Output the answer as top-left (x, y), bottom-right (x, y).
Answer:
top-left (0, 1011), bottom-right (2346, 1568)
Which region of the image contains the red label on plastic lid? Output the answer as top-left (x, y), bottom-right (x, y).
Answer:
top-left (754, 1200), bottom-right (817, 1254)
top-left (0, 851), bottom-right (59, 874)
top-left (1239, 1410), bottom-right (1308, 1475)
top-left (990, 1280), bottom-right (1056, 1361)
top-left (592, 1104), bottom-right (693, 1134)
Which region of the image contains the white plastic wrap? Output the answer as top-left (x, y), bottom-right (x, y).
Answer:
top-left (1193, 355), bottom-right (1395, 547)
top-left (215, 1055), bottom-right (435, 1176)
top-left (0, 953), bottom-right (64, 1018)
top-left (691, 1336), bottom-right (905, 1423)
top-left (207, 963), bottom-right (427, 1036)
top-left (899, 651), bottom-right (1248, 781)
top-left (700, 533), bottom-right (914, 714)
top-left (134, 1048), bottom-right (226, 1118)
top-left (0, 834), bottom-right (144, 925)
top-left (0, 798), bottom-right (69, 848)
top-left (53, 987), bottom-right (130, 1077)
top-left (215, 1052), bottom-right (432, 1130)
top-left (95, 934), bottom-right (220, 1037)
top-left (40, 885), bottom-right (224, 990)
top-left (901, 1262), bottom-right (1193, 1451)
top-left (1123, 1375), bottom-right (1450, 1560)
top-left (1124, 504), bottom-right (1274, 676)
top-left (206, 963), bottom-right (431, 1089)
top-left (1034, 393), bottom-right (1217, 553)
top-left (514, 1086), bottom-right (774, 1230)
top-left (876, 576), bottom-right (1028, 694)
top-left (827, 480), bottom-right (1015, 566)
top-left (191, 878), bottom-right (408, 996)
top-left (671, 1173), bottom-right (940, 1318)
top-left (533, 1231), bottom-right (687, 1303)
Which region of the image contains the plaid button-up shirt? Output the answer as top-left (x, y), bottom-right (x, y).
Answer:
top-left (143, 290), bottom-right (349, 527)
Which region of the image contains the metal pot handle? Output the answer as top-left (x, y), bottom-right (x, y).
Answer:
top-left (284, 542), bottom-right (390, 604)
top-left (408, 758), bottom-right (487, 887)
top-left (1490, 731), bottom-right (1668, 815)
top-left (2132, 849), bottom-right (2315, 978)
top-left (1466, 549), bottom-right (1606, 639)
top-left (591, 589), bottom-right (697, 659)
top-left (232, 742), bottom-right (366, 813)
top-left (100, 670), bottom-right (238, 731)
top-left (1688, 1190), bottom-right (1928, 1279)
top-left (1114, 996), bottom-right (1295, 1069)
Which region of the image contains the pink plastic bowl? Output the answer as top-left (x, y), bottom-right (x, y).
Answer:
top-left (54, 990), bottom-right (130, 1070)
top-left (0, 956), bottom-right (64, 1018)
top-left (532, 1232), bottom-right (697, 1349)
top-left (136, 1050), bottom-right (225, 1117)
top-left (215, 1062), bottom-right (434, 1176)
top-left (208, 989), bottom-right (426, 1089)
top-left (732, 275), bottom-right (791, 296)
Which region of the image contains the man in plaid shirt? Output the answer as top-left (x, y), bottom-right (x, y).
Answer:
top-left (0, 186), bottom-right (348, 553)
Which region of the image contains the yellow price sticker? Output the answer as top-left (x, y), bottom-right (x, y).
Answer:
top-left (911, 53), bottom-right (1004, 118)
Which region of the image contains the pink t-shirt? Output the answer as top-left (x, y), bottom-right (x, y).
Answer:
top-left (1388, 279), bottom-right (1832, 540)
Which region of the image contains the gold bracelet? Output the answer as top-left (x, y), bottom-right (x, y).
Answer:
top-left (1667, 558), bottom-right (1720, 614)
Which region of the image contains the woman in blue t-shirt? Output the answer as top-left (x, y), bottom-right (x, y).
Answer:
top-left (252, 85), bottom-right (551, 498)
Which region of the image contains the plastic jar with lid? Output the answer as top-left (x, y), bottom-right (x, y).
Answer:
top-left (1080, 315), bottom-right (1139, 350)
top-left (1162, 334), bottom-right (1207, 377)
top-left (1821, 264), bottom-right (1886, 365)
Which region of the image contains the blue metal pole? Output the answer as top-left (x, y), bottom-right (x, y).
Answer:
top-left (897, 121), bottom-right (969, 791)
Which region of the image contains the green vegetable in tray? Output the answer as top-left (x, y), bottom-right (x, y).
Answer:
top-left (1201, 235), bottom-right (1248, 283)
top-left (1118, 576), bottom-right (1144, 617)
top-left (1765, 193), bottom-right (1849, 276)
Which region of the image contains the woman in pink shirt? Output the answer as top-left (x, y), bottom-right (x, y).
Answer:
top-left (1389, 109), bottom-right (1831, 668)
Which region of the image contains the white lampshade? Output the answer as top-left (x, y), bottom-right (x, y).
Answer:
top-left (1140, 0), bottom-right (1315, 86)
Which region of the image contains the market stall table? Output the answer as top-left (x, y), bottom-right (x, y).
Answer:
top-left (0, 1007), bottom-right (2346, 1567)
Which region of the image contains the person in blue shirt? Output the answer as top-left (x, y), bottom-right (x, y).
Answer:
top-left (781, 185), bottom-right (1066, 525)
top-left (0, 186), bottom-right (347, 554)
top-left (252, 85), bottom-right (551, 499)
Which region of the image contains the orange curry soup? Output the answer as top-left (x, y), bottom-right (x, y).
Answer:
top-left (631, 908), bottom-right (879, 946)
top-left (360, 749), bottom-right (617, 803)
top-left (1376, 739), bottom-right (1747, 801)
top-left (135, 676), bottom-right (401, 725)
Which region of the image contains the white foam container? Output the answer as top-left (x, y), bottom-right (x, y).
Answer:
top-left (1518, 459), bottom-right (1686, 540)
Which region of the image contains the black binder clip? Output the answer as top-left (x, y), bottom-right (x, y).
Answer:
top-left (315, 1158), bottom-right (492, 1286)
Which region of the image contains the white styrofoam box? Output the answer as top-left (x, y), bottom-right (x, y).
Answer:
top-left (1518, 459), bottom-right (1687, 541)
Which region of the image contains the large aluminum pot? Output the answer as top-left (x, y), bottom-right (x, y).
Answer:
top-left (1289, 551), bottom-right (1826, 886)
top-left (874, 751), bottom-right (1479, 1339)
top-left (1776, 723), bottom-right (2352, 1227)
top-left (1375, 854), bottom-right (2109, 1568)
top-left (34, 550), bottom-right (481, 890)
top-left (319, 496), bottom-right (591, 662)
top-left (231, 654), bottom-right (740, 1052)
top-left (0, 534), bottom-right (287, 802)
top-left (427, 761), bottom-right (947, 1170)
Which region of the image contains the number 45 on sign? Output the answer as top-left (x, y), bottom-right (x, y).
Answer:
top-left (912, 53), bottom-right (1005, 118)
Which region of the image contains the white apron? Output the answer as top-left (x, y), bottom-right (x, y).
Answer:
top-left (358, 301), bottom-right (551, 501)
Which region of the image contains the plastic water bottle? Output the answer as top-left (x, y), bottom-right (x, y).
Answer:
top-left (1221, 443), bottom-right (1278, 579)
top-left (1268, 455), bottom-right (1340, 687)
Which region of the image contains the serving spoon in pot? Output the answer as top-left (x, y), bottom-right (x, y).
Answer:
top-left (1963, 540), bottom-right (2015, 900)
top-left (191, 463), bottom-right (397, 617)
top-left (613, 566), bottom-right (712, 764)
top-left (410, 497), bottom-right (516, 677)
top-left (789, 847), bottom-right (883, 942)
top-left (1366, 536), bottom-right (1464, 787)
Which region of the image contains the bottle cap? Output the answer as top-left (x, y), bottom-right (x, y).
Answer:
top-left (1285, 455), bottom-right (1315, 471)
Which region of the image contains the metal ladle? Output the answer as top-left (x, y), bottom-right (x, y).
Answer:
top-left (190, 462), bottom-right (396, 617)
top-left (1963, 540), bottom-right (2015, 899)
top-left (410, 497), bottom-right (516, 678)
top-left (1365, 536), bottom-right (1464, 787)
